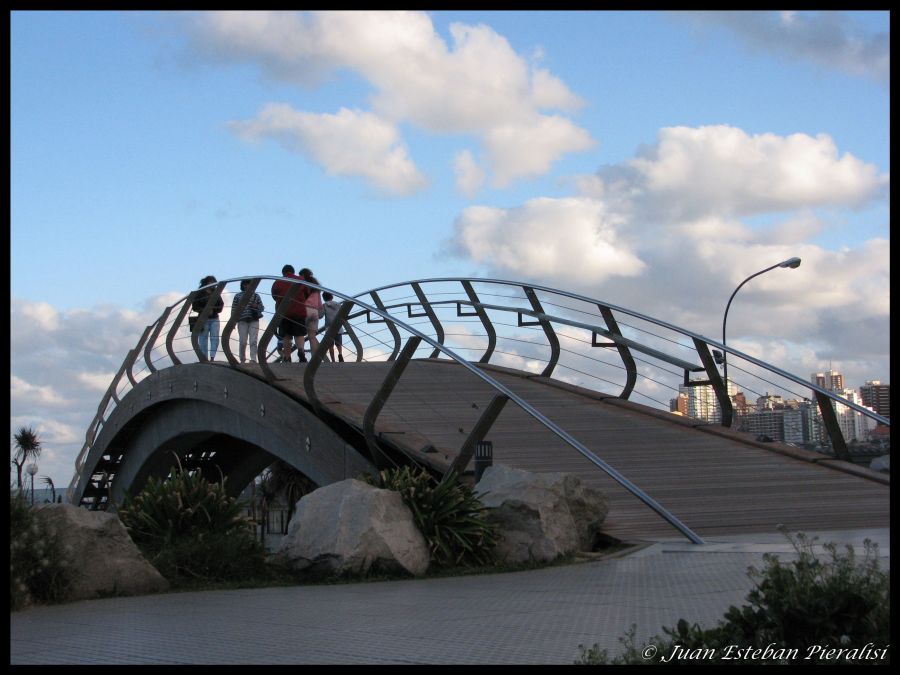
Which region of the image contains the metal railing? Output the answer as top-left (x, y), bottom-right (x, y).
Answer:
top-left (68, 276), bottom-right (889, 543)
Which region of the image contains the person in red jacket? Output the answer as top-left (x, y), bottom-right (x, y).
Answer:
top-left (271, 264), bottom-right (309, 363)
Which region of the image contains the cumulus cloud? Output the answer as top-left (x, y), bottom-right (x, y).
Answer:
top-left (679, 11), bottom-right (889, 84)
top-left (623, 125), bottom-right (887, 221)
top-left (10, 296), bottom-right (175, 489)
top-left (454, 149), bottom-right (487, 198)
top-left (230, 104), bottom-right (428, 196)
top-left (182, 10), bottom-right (593, 195)
top-left (448, 197), bottom-right (645, 285)
top-left (444, 123), bottom-right (889, 391)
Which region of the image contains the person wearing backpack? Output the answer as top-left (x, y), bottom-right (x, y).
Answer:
top-left (232, 279), bottom-right (265, 363)
top-left (271, 264), bottom-right (308, 363)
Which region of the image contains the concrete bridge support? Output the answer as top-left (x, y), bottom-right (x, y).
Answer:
top-left (72, 363), bottom-right (377, 509)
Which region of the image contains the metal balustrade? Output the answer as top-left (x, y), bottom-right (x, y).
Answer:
top-left (67, 276), bottom-right (889, 544)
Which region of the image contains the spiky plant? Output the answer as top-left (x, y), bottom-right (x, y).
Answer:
top-left (370, 466), bottom-right (499, 568)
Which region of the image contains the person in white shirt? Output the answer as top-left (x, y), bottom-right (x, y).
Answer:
top-left (321, 292), bottom-right (345, 362)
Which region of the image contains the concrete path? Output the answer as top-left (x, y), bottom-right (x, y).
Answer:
top-left (9, 528), bottom-right (889, 665)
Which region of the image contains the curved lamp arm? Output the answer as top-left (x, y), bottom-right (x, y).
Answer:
top-left (722, 257), bottom-right (801, 389)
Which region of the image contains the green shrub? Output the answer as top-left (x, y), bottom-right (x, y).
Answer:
top-left (117, 462), bottom-right (267, 586)
top-left (369, 466), bottom-right (499, 568)
top-left (577, 528), bottom-right (890, 665)
top-left (118, 463), bottom-right (251, 548)
top-left (10, 491), bottom-right (73, 610)
top-left (148, 530), bottom-right (269, 584)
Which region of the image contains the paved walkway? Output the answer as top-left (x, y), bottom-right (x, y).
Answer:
top-left (10, 528), bottom-right (889, 665)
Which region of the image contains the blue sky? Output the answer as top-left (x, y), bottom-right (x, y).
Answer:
top-left (10, 11), bottom-right (890, 486)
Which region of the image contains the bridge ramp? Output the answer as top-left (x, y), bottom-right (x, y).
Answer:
top-left (254, 359), bottom-right (889, 542)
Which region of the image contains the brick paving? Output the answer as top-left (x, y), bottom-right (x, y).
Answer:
top-left (9, 528), bottom-right (889, 665)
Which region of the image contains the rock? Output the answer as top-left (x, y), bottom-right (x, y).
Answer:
top-left (276, 479), bottom-right (430, 577)
top-left (475, 464), bottom-right (609, 564)
top-left (870, 455), bottom-right (889, 473)
top-left (33, 504), bottom-right (169, 601)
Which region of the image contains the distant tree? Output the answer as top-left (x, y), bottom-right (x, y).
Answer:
top-left (12, 427), bottom-right (42, 491)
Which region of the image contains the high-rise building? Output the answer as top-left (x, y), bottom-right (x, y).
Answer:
top-left (859, 380), bottom-right (890, 423)
top-left (812, 369), bottom-right (844, 392)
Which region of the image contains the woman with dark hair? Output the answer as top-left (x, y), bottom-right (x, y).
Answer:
top-left (298, 268), bottom-right (322, 358)
top-left (192, 275), bottom-right (224, 361)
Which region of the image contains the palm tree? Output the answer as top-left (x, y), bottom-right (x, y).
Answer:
top-left (12, 427), bottom-right (42, 492)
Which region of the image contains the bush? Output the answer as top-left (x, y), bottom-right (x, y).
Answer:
top-left (577, 528), bottom-right (890, 665)
top-left (10, 491), bottom-right (73, 610)
top-left (117, 462), bottom-right (267, 586)
top-left (118, 463), bottom-right (251, 548)
top-left (369, 466), bottom-right (499, 568)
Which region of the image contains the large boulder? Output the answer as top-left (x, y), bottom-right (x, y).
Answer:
top-left (33, 504), bottom-right (169, 601)
top-left (475, 464), bottom-right (609, 565)
top-left (277, 479), bottom-right (430, 577)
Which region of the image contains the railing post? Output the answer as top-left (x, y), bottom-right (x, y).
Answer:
top-left (304, 299), bottom-right (355, 416)
top-left (344, 323), bottom-right (364, 362)
top-left (410, 282), bottom-right (445, 358)
top-left (362, 336), bottom-right (422, 469)
top-left (814, 391), bottom-right (851, 461)
top-left (461, 280), bottom-right (496, 364)
top-left (522, 286), bottom-right (560, 377)
top-left (693, 338), bottom-right (733, 427)
top-left (125, 325), bottom-right (154, 387)
top-left (449, 394), bottom-right (508, 479)
top-left (368, 290), bottom-right (401, 361)
top-left (595, 306), bottom-right (637, 400)
top-left (165, 294), bottom-right (197, 366)
top-left (144, 307), bottom-right (173, 374)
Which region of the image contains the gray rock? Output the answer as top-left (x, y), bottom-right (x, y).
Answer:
top-left (475, 464), bottom-right (609, 564)
top-left (33, 504), bottom-right (169, 601)
top-left (276, 479), bottom-right (430, 577)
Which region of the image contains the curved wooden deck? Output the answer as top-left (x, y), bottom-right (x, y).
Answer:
top-left (249, 358), bottom-right (889, 542)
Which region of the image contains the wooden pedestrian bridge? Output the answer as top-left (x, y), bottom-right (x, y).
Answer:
top-left (68, 277), bottom-right (889, 544)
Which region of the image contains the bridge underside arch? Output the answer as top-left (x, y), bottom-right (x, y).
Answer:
top-left (73, 364), bottom-right (377, 509)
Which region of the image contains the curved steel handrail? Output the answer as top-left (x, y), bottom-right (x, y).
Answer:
top-left (353, 277), bottom-right (889, 425)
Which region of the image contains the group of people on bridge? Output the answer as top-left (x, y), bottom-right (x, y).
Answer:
top-left (190, 266), bottom-right (345, 366)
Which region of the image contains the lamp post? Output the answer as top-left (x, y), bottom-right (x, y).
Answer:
top-left (26, 463), bottom-right (38, 506)
top-left (722, 257), bottom-right (801, 388)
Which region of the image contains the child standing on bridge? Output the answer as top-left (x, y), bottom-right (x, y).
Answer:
top-left (321, 292), bottom-right (345, 362)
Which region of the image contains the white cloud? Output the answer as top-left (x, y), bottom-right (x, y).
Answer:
top-left (444, 124), bottom-right (889, 393)
top-left (11, 375), bottom-right (70, 407)
top-left (454, 149), bottom-right (487, 198)
top-left (230, 104), bottom-right (428, 196)
top-left (449, 197), bottom-right (645, 285)
top-left (10, 295), bottom-right (178, 489)
top-left (484, 115), bottom-right (594, 188)
top-left (679, 11), bottom-right (889, 84)
top-left (625, 125), bottom-right (886, 220)
top-left (184, 10), bottom-right (593, 194)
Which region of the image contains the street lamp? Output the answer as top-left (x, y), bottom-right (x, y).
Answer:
top-left (26, 463), bottom-right (38, 506)
top-left (722, 257), bottom-right (801, 388)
